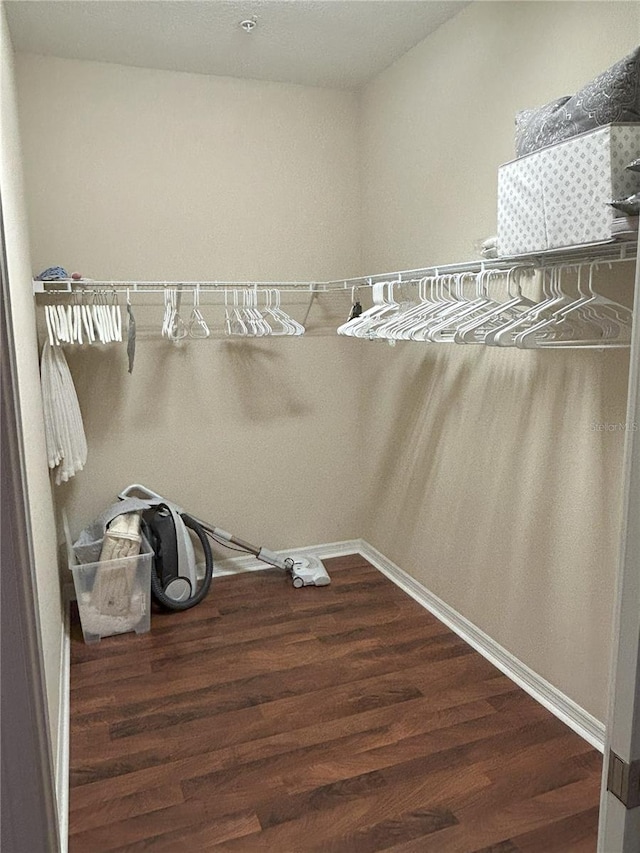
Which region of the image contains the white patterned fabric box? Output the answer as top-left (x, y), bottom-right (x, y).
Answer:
top-left (498, 123), bottom-right (640, 255)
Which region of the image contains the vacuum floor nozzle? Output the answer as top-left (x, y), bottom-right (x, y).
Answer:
top-left (289, 556), bottom-right (331, 588)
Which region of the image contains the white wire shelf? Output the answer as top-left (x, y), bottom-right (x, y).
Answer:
top-left (32, 238), bottom-right (638, 296)
top-left (33, 278), bottom-right (347, 295)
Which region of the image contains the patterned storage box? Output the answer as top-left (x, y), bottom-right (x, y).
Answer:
top-left (498, 123), bottom-right (640, 255)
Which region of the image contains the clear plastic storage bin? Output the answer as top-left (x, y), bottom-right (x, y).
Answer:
top-left (70, 538), bottom-right (153, 644)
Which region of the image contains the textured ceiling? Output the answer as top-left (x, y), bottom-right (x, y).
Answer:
top-left (4, 0), bottom-right (469, 89)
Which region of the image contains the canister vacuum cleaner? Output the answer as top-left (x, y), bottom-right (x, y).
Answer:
top-left (118, 484), bottom-right (331, 611)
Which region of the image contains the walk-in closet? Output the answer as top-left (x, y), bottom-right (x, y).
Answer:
top-left (2, 2), bottom-right (640, 851)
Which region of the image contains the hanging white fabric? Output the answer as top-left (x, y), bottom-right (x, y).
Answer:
top-left (40, 341), bottom-right (88, 485)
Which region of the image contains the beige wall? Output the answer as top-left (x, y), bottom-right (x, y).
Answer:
top-left (0, 2), bottom-right (62, 782)
top-left (359, 1), bottom-right (640, 721)
top-left (16, 55), bottom-right (365, 547)
top-left (17, 55), bottom-right (362, 282)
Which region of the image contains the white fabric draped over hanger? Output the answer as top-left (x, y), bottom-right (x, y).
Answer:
top-left (40, 341), bottom-right (87, 485)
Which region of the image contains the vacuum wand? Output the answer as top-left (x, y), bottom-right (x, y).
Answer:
top-left (196, 522), bottom-right (291, 571)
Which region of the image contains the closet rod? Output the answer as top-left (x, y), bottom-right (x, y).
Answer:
top-left (32, 239), bottom-right (637, 295)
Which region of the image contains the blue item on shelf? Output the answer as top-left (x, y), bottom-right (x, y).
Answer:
top-left (36, 266), bottom-right (69, 281)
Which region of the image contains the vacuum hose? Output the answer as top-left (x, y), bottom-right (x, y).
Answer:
top-left (149, 512), bottom-right (214, 611)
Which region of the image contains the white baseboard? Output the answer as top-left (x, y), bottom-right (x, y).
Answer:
top-left (57, 586), bottom-right (71, 853)
top-left (356, 540), bottom-right (606, 752)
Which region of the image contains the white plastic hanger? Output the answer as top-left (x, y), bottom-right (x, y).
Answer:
top-left (339, 281), bottom-right (398, 338)
top-left (188, 283), bottom-right (210, 338)
top-left (81, 293), bottom-right (95, 344)
top-left (110, 288), bottom-right (122, 342)
top-left (337, 280), bottom-right (381, 336)
top-left (261, 289), bottom-right (291, 335)
top-left (169, 286), bottom-right (187, 341)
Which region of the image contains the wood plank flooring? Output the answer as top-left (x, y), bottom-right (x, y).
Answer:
top-left (68, 554), bottom-right (602, 851)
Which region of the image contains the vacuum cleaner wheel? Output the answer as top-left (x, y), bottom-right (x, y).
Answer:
top-left (164, 577), bottom-right (193, 602)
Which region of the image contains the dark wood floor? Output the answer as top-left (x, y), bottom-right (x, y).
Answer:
top-left (68, 554), bottom-right (602, 852)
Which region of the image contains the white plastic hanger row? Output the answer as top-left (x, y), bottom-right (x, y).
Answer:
top-left (161, 286), bottom-right (305, 340)
top-left (42, 285), bottom-right (308, 344)
top-left (44, 292), bottom-right (122, 346)
top-left (338, 260), bottom-right (634, 349)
